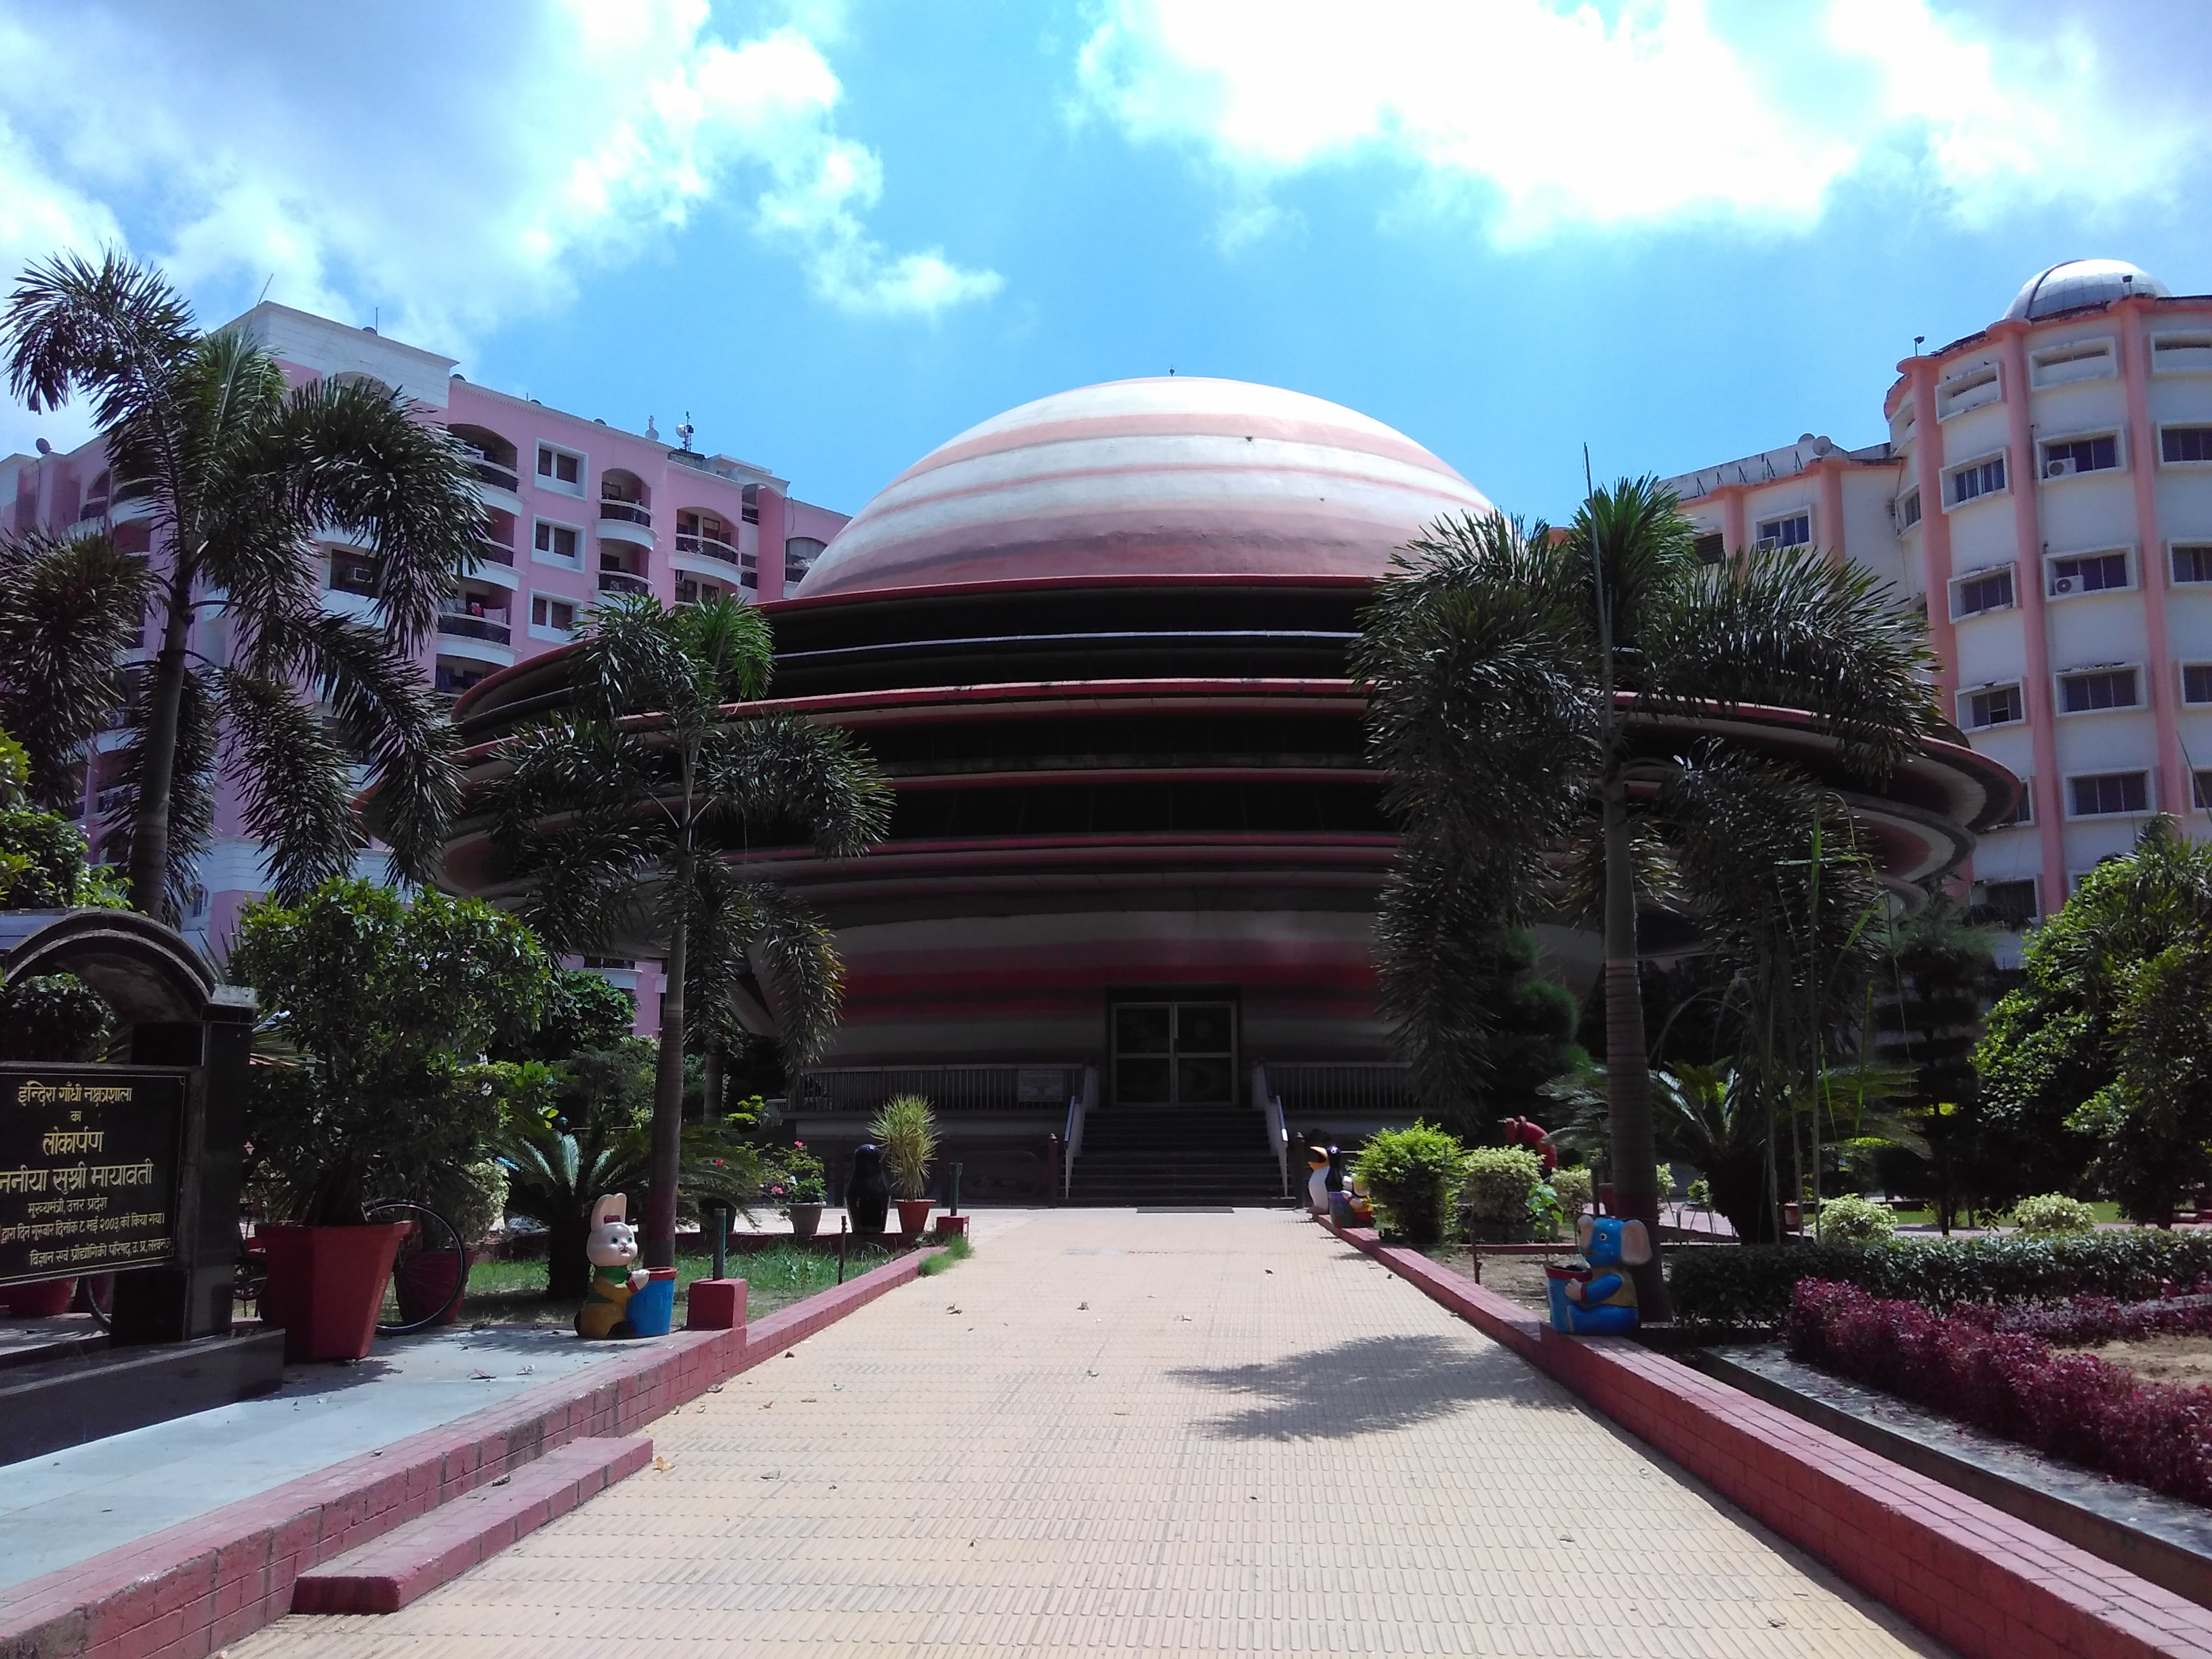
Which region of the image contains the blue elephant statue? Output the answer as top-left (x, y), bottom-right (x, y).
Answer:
top-left (1545, 1213), bottom-right (1653, 1334)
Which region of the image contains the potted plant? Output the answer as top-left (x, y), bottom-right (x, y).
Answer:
top-left (869, 1094), bottom-right (939, 1237)
top-left (231, 880), bottom-right (553, 1361)
top-left (775, 1142), bottom-right (827, 1240)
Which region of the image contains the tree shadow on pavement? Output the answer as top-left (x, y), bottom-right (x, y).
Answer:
top-left (1166, 1332), bottom-right (1570, 1440)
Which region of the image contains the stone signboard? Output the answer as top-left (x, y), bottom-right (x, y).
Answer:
top-left (0, 1065), bottom-right (186, 1286)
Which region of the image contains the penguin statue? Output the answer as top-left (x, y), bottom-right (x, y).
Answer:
top-left (1305, 1146), bottom-right (1331, 1216)
top-left (846, 1142), bottom-right (891, 1234)
top-left (1325, 1146), bottom-right (1348, 1195)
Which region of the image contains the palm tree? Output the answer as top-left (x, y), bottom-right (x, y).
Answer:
top-left (3, 251), bottom-right (482, 913)
top-left (0, 530), bottom-right (150, 812)
top-left (486, 592), bottom-right (892, 1266)
top-left (1355, 480), bottom-right (1938, 1315)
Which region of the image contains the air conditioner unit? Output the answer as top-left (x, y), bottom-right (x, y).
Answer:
top-left (2053, 576), bottom-right (2076, 594)
top-left (2046, 457), bottom-right (2076, 478)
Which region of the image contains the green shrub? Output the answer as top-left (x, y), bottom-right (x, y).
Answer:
top-left (1353, 1122), bottom-right (1466, 1247)
top-left (868, 1094), bottom-right (938, 1200)
top-left (1463, 1145), bottom-right (1544, 1222)
top-left (1814, 1193), bottom-right (1896, 1245)
top-left (1667, 1230), bottom-right (2212, 1330)
top-left (2008, 1193), bottom-right (2097, 1235)
top-left (1550, 1166), bottom-right (1593, 1220)
top-left (426, 1159), bottom-right (509, 1246)
top-left (1686, 1176), bottom-right (1711, 1210)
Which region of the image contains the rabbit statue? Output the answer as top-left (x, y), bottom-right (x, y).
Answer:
top-left (576, 1192), bottom-right (649, 1340)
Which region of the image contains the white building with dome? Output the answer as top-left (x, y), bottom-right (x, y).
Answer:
top-left (1668, 259), bottom-right (2212, 945)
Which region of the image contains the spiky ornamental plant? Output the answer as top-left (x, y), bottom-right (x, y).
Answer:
top-left (2, 251), bottom-right (482, 914)
top-left (487, 592), bottom-right (892, 1267)
top-left (1354, 478), bottom-right (1939, 1313)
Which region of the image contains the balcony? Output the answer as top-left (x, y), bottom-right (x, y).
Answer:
top-left (674, 531), bottom-right (742, 569)
top-left (437, 609), bottom-right (511, 646)
top-left (467, 453), bottom-right (520, 493)
top-left (94, 784), bottom-right (131, 817)
top-left (597, 569), bottom-right (651, 598)
top-left (470, 534), bottom-right (520, 589)
top-left (78, 498), bottom-right (109, 523)
top-left (597, 499), bottom-right (654, 550)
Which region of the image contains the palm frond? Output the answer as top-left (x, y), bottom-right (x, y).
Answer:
top-left (3, 249), bottom-right (194, 428)
top-left (255, 375), bottom-right (478, 649)
top-left (286, 612), bottom-right (459, 885)
top-left (1563, 475), bottom-right (1700, 668)
top-left (678, 592), bottom-right (775, 704)
top-left (216, 668), bottom-right (359, 903)
top-left (0, 529), bottom-right (148, 806)
top-left (701, 712), bottom-right (894, 857)
top-left (1643, 545), bottom-right (1939, 778)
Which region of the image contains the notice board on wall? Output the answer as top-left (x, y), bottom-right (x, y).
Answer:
top-left (0, 1066), bottom-right (186, 1286)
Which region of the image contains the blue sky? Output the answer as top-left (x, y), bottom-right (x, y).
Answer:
top-left (3, 1), bottom-right (2209, 522)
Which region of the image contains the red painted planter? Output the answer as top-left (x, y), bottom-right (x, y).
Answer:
top-left (933, 1215), bottom-right (969, 1240)
top-left (0, 1275), bottom-right (76, 1317)
top-left (259, 1222), bottom-right (409, 1362)
top-left (895, 1198), bottom-right (933, 1237)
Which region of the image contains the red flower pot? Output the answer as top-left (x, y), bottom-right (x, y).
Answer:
top-left (1, 1276), bottom-right (76, 1318)
top-left (895, 1197), bottom-right (933, 1237)
top-left (259, 1222), bottom-right (410, 1362)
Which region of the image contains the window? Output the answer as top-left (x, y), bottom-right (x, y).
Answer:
top-left (1692, 531), bottom-right (1724, 566)
top-left (2047, 550), bottom-right (2129, 596)
top-left (2196, 771), bottom-right (2212, 811)
top-left (530, 594), bottom-right (577, 636)
top-left (1756, 512), bottom-right (1811, 550)
top-left (2070, 771), bottom-right (2150, 816)
top-left (1992, 779), bottom-right (2033, 828)
top-left (2184, 664), bottom-right (2212, 705)
top-left (2163, 426), bottom-right (2212, 465)
top-left (1896, 489), bottom-right (1921, 530)
top-left (2154, 333), bottom-right (2212, 373)
top-left (2041, 434), bottom-right (2118, 478)
top-left (1959, 684), bottom-right (2023, 729)
top-left (1950, 565), bottom-right (2015, 619)
top-left (535, 444), bottom-right (583, 491)
top-left (2057, 668), bottom-right (2139, 713)
top-left (2176, 546), bottom-right (2212, 584)
top-left (2030, 338), bottom-right (2115, 386)
top-left (1948, 455), bottom-right (2007, 506)
top-left (784, 535), bottom-right (827, 585)
top-left (1937, 363), bottom-right (2001, 419)
top-left (1975, 878), bottom-right (2039, 930)
top-left (740, 483), bottom-right (760, 525)
top-left (533, 520), bottom-right (581, 567)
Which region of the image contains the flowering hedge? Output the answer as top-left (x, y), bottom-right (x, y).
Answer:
top-left (1786, 1279), bottom-right (2212, 1504)
top-left (1668, 1230), bottom-right (2212, 1329)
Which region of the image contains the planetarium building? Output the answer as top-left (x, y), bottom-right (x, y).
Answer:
top-left (447, 377), bottom-right (2015, 1204)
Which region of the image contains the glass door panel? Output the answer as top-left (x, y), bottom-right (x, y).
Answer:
top-left (1112, 1000), bottom-right (1235, 1107)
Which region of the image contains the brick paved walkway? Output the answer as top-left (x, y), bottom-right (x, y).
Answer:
top-left (232, 1208), bottom-right (1942, 1657)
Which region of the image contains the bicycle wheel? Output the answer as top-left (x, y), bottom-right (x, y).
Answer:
top-left (74, 1272), bottom-right (115, 1330)
top-left (365, 1200), bottom-right (470, 1335)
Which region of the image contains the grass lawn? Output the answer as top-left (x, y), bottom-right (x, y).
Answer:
top-left (458, 1243), bottom-right (899, 1328)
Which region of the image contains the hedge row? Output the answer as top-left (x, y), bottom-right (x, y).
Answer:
top-left (1666, 1231), bottom-right (2212, 1330)
top-left (1787, 1279), bottom-right (2212, 1505)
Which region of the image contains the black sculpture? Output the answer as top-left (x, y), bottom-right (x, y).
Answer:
top-left (846, 1142), bottom-right (890, 1234)
top-left (1325, 1145), bottom-right (1347, 1194)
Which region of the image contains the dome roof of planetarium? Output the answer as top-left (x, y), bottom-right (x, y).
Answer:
top-left (2005, 258), bottom-right (2170, 321)
top-left (794, 376), bottom-right (1491, 599)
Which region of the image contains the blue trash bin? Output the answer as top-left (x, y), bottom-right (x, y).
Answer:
top-left (626, 1267), bottom-right (677, 1337)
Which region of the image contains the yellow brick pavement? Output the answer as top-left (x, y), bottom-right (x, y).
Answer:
top-left (232, 1208), bottom-right (1944, 1657)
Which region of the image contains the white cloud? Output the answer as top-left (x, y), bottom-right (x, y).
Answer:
top-left (0, 0), bottom-right (999, 363)
top-left (1074, 0), bottom-right (2205, 245)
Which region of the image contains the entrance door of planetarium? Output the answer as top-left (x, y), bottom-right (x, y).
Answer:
top-left (1110, 1000), bottom-right (1237, 1108)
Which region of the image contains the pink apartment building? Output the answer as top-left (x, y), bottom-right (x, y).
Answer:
top-left (1668, 259), bottom-right (2212, 959)
top-left (0, 302), bottom-right (848, 1018)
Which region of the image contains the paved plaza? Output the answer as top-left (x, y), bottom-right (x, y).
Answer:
top-left (232, 1209), bottom-right (1941, 1658)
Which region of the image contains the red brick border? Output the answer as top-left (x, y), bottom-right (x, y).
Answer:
top-left (1323, 1219), bottom-right (2212, 1659)
top-left (0, 1247), bottom-right (930, 1659)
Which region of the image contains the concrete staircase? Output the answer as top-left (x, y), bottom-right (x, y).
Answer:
top-left (1064, 1106), bottom-right (1288, 1206)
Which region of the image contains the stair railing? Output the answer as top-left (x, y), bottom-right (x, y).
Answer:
top-left (1063, 1065), bottom-right (1097, 1199)
top-left (1252, 1063), bottom-right (1290, 1197)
